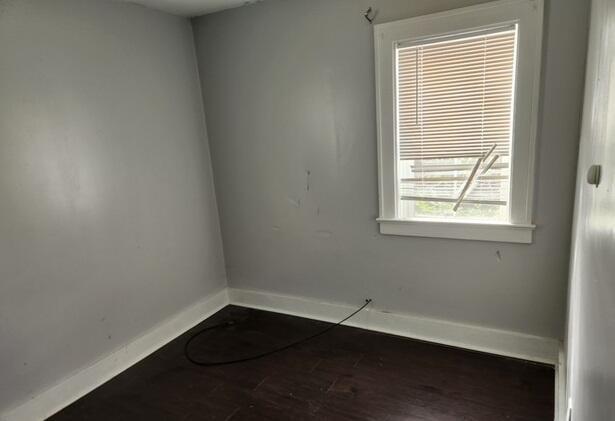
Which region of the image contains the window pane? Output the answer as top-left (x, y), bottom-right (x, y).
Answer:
top-left (396, 27), bottom-right (517, 222)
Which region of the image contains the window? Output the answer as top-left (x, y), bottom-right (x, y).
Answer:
top-left (374, 0), bottom-right (543, 243)
top-left (397, 28), bottom-right (516, 223)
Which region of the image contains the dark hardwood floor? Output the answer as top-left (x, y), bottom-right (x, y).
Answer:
top-left (50, 306), bottom-right (554, 420)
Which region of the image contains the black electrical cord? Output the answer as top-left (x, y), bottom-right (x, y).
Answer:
top-left (184, 299), bottom-right (373, 367)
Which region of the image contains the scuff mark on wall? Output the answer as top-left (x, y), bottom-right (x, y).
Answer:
top-left (314, 230), bottom-right (333, 239)
top-left (287, 197), bottom-right (301, 208)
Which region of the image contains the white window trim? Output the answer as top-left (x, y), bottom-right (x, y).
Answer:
top-left (374, 0), bottom-right (543, 244)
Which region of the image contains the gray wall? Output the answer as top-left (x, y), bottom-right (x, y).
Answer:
top-left (0, 0), bottom-right (225, 413)
top-left (193, 0), bottom-right (589, 339)
top-left (566, 0), bottom-right (615, 418)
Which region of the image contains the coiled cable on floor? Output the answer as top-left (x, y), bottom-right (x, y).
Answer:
top-left (184, 299), bottom-right (372, 367)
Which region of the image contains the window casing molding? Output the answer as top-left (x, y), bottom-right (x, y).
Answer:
top-left (374, 0), bottom-right (543, 243)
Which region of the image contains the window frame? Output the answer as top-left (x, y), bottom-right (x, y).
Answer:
top-left (374, 0), bottom-right (543, 244)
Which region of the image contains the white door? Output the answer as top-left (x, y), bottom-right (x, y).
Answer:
top-left (566, 0), bottom-right (615, 419)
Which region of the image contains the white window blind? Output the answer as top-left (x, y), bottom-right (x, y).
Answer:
top-left (396, 27), bottom-right (517, 221)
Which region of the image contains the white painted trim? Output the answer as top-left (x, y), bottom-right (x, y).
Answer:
top-left (374, 0), bottom-right (543, 237)
top-left (377, 218), bottom-right (535, 243)
top-left (554, 347), bottom-right (568, 421)
top-left (1, 289), bottom-right (229, 421)
top-left (228, 288), bottom-right (560, 365)
top-left (2, 287), bottom-right (560, 421)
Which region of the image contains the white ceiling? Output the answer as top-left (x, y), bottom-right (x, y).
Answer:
top-left (118, 0), bottom-right (260, 17)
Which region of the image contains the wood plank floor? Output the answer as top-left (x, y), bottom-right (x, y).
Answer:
top-left (50, 306), bottom-right (554, 420)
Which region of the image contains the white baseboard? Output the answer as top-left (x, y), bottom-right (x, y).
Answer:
top-left (228, 288), bottom-right (560, 365)
top-left (554, 347), bottom-right (568, 421)
top-left (1, 289), bottom-right (229, 421)
top-left (2, 287), bottom-right (561, 421)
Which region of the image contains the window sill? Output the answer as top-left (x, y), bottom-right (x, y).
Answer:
top-left (377, 218), bottom-right (535, 244)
